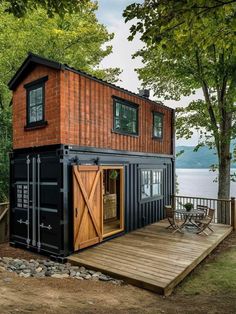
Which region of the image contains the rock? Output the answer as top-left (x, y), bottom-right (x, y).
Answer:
top-left (0, 257), bottom-right (118, 284)
top-left (33, 272), bottom-right (45, 278)
top-left (19, 264), bottom-right (26, 270)
top-left (92, 272), bottom-right (102, 277)
top-left (79, 266), bottom-right (86, 272)
top-left (69, 270), bottom-right (76, 277)
top-left (99, 274), bottom-right (111, 281)
top-left (2, 257), bottom-right (12, 263)
top-left (70, 266), bottom-right (80, 271)
top-left (111, 280), bottom-right (123, 285)
top-left (43, 261), bottom-right (54, 267)
top-left (19, 272), bottom-right (31, 278)
top-left (51, 273), bottom-right (69, 279)
top-left (84, 274), bottom-right (92, 280)
top-left (22, 269), bottom-right (32, 274)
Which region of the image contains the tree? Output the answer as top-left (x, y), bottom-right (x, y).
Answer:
top-left (124, 0), bottom-right (236, 202)
top-left (0, 1), bottom-right (120, 201)
top-left (2, 0), bottom-right (89, 17)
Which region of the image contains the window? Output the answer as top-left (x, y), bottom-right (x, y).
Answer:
top-left (24, 76), bottom-right (48, 128)
top-left (113, 98), bottom-right (138, 135)
top-left (153, 112), bottom-right (163, 139)
top-left (141, 169), bottom-right (162, 200)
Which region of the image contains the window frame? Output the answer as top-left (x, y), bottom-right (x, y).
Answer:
top-left (112, 96), bottom-right (139, 136)
top-left (153, 111), bottom-right (164, 140)
top-left (24, 76), bottom-right (48, 129)
top-left (139, 168), bottom-right (163, 202)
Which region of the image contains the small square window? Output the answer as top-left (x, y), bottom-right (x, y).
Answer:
top-left (113, 98), bottom-right (138, 135)
top-left (153, 112), bottom-right (163, 139)
top-left (141, 169), bottom-right (163, 200)
top-left (24, 76), bottom-right (48, 128)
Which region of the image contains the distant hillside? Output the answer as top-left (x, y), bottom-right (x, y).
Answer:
top-left (176, 145), bottom-right (236, 169)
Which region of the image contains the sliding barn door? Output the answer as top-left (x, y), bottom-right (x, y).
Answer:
top-left (73, 165), bottom-right (103, 250)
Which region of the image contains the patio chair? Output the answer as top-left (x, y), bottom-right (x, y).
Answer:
top-left (197, 205), bottom-right (208, 215)
top-left (196, 208), bottom-right (215, 235)
top-left (165, 205), bottom-right (183, 233)
top-left (193, 204), bottom-right (208, 225)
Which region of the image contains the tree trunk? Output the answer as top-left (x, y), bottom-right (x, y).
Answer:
top-left (217, 142), bottom-right (231, 224)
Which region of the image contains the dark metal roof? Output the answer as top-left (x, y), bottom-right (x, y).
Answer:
top-left (8, 52), bottom-right (173, 111)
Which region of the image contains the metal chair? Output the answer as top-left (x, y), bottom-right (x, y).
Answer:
top-left (196, 208), bottom-right (215, 235)
top-left (165, 205), bottom-right (183, 233)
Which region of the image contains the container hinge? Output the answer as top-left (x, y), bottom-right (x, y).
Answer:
top-left (40, 223), bottom-right (52, 230)
top-left (17, 219), bottom-right (29, 225)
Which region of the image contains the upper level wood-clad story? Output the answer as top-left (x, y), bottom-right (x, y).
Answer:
top-left (9, 53), bottom-right (175, 155)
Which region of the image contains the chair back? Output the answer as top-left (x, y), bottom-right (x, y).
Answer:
top-left (197, 205), bottom-right (208, 211)
top-left (207, 208), bottom-right (215, 220)
top-left (165, 205), bottom-right (174, 218)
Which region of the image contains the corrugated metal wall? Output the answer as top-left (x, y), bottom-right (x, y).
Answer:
top-left (67, 146), bottom-right (174, 233)
top-left (124, 162), bottom-right (173, 232)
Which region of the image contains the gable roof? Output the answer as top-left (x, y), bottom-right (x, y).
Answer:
top-left (8, 52), bottom-right (173, 111)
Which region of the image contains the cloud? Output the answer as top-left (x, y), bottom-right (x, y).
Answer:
top-left (100, 18), bottom-right (143, 93)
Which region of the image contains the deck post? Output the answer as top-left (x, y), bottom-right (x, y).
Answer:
top-left (171, 195), bottom-right (176, 210)
top-left (231, 197), bottom-right (236, 230)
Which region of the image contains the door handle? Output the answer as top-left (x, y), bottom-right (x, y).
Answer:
top-left (75, 208), bottom-right (78, 217)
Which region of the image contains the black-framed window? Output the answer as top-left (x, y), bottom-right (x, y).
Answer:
top-left (113, 98), bottom-right (138, 135)
top-left (153, 112), bottom-right (163, 139)
top-left (24, 76), bottom-right (48, 128)
top-left (141, 169), bottom-right (162, 200)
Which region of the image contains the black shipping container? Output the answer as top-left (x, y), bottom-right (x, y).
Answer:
top-left (10, 145), bottom-right (174, 258)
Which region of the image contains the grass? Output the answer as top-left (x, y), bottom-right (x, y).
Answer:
top-left (177, 247), bottom-right (236, 295)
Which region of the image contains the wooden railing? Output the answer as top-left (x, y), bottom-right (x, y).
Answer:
top-left (171, 195), bottom-right (236, 230)
top-left (0, 202), bottom-right (9, 243)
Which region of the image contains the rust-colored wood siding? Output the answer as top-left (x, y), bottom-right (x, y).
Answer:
top-left (12, 65), bottom-right (173, 155)
top-left (60, 70), bottom-right (173, 155)
top-left (13, 65), bottom-right (61, 149)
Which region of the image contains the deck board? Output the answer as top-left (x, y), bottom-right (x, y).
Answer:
top-left (68, 220), bottom-right (232, 295)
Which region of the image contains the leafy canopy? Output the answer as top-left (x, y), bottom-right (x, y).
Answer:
top-left (2, 0), bottom-right (89, 17)
top-left (124, 0), bottom-right (236, 150)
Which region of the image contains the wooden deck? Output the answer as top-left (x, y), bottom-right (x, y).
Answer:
top-left (68, 220), bottom-right (232, 295)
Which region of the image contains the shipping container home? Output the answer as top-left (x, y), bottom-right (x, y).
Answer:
top-left (8, 53), bottom-right (175, 258)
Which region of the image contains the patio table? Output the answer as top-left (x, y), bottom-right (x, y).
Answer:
top-left (175, 208), bottom-right (205, 231)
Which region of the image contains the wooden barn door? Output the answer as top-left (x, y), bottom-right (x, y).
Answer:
top-left (73, 165), bottom-right (103, 251)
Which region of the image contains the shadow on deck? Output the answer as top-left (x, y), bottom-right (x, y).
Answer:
top-left (68, 220), bottom-right (232, 296)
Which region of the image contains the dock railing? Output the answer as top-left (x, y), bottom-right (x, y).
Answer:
top-left (171, 195), bottom-right (236, 230)
top-left (0, 202), bottom-right (9, 243)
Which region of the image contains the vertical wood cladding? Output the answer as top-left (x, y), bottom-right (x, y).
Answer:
top-left (13, 66), bottom-right (173, 155)
top-left (60, 70), bottom-right (173, 155)
top-left (13, 65), bottom-right (61, 150)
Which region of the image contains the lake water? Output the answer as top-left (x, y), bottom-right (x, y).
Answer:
top-left (176, 169), bottom-right (236, 198)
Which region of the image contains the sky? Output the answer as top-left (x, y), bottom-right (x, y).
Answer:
top-left (96, 0), bottom-right (201, 146)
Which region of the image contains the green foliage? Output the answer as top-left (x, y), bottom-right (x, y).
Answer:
top-left (0, 1), bottom-right (120, 201)
top-left (2, 0), bottom-right (89, 17)
top-left (0, 104), bottom-right (11, 202)
top-left (124, 0), bottom-right (236, 197)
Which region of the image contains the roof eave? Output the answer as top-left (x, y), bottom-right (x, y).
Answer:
top-left (8, 52), bottom-right (63, 90)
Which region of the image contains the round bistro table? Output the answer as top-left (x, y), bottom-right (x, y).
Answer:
top-left (175, 208), bottom-right (206, 232)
